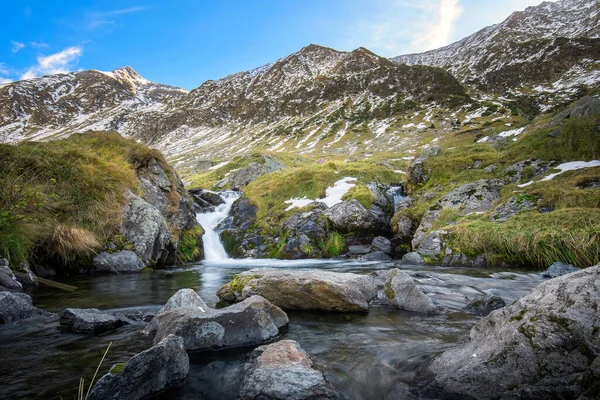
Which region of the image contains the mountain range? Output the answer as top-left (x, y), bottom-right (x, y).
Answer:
top-left (0, 0), bottom-right (598, 172)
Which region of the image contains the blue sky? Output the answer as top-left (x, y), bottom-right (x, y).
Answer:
top-left (0, 0), bottom-right (553, 89)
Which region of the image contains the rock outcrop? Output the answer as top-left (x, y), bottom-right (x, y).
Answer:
top-left (239, 340), bottom-right (333, 400)
top-left (0, 259), bottom-right (23, 292)
top-left (407, 146), bottom-right (441, 186)
top-left (423, 265), bottom-right (600, 399)
top-left (93, 250), bottom-right (146, 273)
top-left (229, 155), bottom-right (285, 188)
top-left (89, 334), bottom-right (189, 400)
top-left (59, 308), bottom-right (126, 334)
top-left (217, 269), bottom-right (378, 312)
top-left (0, 292), bottom-right (50, 324)
top-left (154, 295), bottom-right (288, 351)
top-left (142, 288), bottom-right (208, 335)
top-left (323, 200), bottom-right (390, 235)
top-left (381, 269), bottom-right (436, 313)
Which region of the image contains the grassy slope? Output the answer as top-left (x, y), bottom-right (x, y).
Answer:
top-left (402, 110), bottom-right (600, 268)
top-left (0, 131), bottom-right (170, 268)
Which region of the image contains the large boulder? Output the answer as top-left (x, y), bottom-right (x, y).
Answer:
top-left (142, 288), bottom-right (208, 335)
top-left (89, 334), bottom-right (189, 400)
top-left (239, 340), bottom-right (333, 400)
top-left (505, 160), bottom-right (555, 184)
top-left (229, 155), bottom-right (285, 188)
top-left (323, 200), bottom-right (390, 235)
top-left (154, 295), bottom-right (288, 351)
top-left (217, 198), bottom-right (266, 258)
top-left (381, 269), bottom-right (436, 313)
top-left (217, 269), bottom-right (378, 312)
top-left (280, 205), bottom-right (329, 259)
top-left (59, 308), bottom-right (126, 334)
top-left (93, 250), bottom-right (145, 273)
top-left (0, 259), bottom-right (23, 292)
top-left (0, 292), bottom-right (50, 324)
top-left (423, 265), bottom-right (600, 399)
top-left (552, 95), bottom-right (600, 126)
top-left (120, 194), bottom-right (176, 268)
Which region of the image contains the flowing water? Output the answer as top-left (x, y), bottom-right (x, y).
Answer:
top-left (195, 191), bottom-right (241, 261)
top-left (0, 259), bottom-right (545, 400)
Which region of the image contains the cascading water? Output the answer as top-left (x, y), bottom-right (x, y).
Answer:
top-left (388, 186), bottom-right (404, 211)
top-left (196, 191), bottom-right (241, 261)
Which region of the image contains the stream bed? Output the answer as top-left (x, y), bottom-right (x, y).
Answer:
top-left (0, 259), bottom-right (545, 399)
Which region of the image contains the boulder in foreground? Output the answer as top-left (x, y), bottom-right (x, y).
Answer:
top-left (154, 295), bottom-right (288, 351)
top-left (59, 308), bottom-right (126, 333)
top-left (0, 291), bottom-right (50, 324)
top-left (423, 264), bottom-right (600, 399)
top-left (382, 269), bottom-right (436, 313)
top-left (89, 334), bottom-right (189, 400)
top-left (217, 269), bottom-right (378, 312)
top-left (141, 288), bottom-right (208, 335)
top-left (239, 340), bottom-right (334, 400)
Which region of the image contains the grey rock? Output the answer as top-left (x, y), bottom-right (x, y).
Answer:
top-left (59, 308), bottom-right (126, 334)
top-left (239, 340), bottom-right (333, 400)
top-left (413, 179), bottom-right (503, 249)
top-left (364, 251), bottom-right (392, 261)
top-left (142, 288), bottom-right (208, 335)
top-left (229, 155), bottom-right (285, 188)
top-left (542, 261), bottom-right (581, 278)
top-left (14, 263), bottom-right (38, 289)
top-left (324, 200), bottom-right (388, 234)
top-left (216, 177), bottom-right (230, 188)
top-left (400, 252), bottom-right (426, 265)
top-left (393, 214), bottom-right (415, 241)
top-left (0, 263), bottom-right (23, 292)
top-left (382, 269), bottom-right (436, 313)
top-left (463, 295), bottom-right (506, 316)
top-left (505, 159), bottom-right (555, 184)
top-left (93, 250), bottom-right (146, 273)
top-left (492, 195), bottom-right (538, 222)
top-left (552, 96), bottom-right (600, 125)
top-left (217, 269), bottom-right (378, 312)
top-left (121, 194), bottom-right (175, 267)
top-left (280, 207), bottom-right (329, 259)
top-left (484, 164), bottom-right (498, 173)
top-left (367, 182), bottom-right (393, 209)
top-left (154, 295), bottom-right (288, 351)
top-left (347, 245), bottom-right (371, 255)
top-left (415, 230), bottom-right (446, 260)
top-left (371, 236), bottom-right (392, 254)
top-left (424, 264), bottom-right (600, 400)
top-left (394, 196), bottom-right (413, 213)
top-left (89, 334), bottom-right (189, 400)
top-left (0, 292), bottom-right (50, 324)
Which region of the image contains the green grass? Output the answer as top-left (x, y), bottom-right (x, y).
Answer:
top-left (176, 225), bottom-right (204, 263)
top-left (0, 131), bottom-right (170, 268)
top-left (244, 160), bottom-right (402, 233)
top-left (342, 185), bottom-right (376, 208)
top-left (323, 232), bottom-right (346, 257)
top-left (448, 209), bottom-right (600, 268)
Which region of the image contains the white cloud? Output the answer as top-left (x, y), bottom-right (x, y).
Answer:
top-left (0, 77), bottom-right (13, 85)
top-left (29, 41), bottom-right (49, 48)
top-left (86, 6), bottom-right (147, 31)
top-left (412, 0), bottom-right (464, 51)
top-left (20, 46), bottom-right (83, 80)
top-left (11, 41), bottom-right (25, 53)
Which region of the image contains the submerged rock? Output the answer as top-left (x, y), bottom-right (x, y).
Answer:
top-left (93, 250), bottom-right (146, 273)
top-left (463, 294), bottom-right (506, 316)
top-left (239, 340), bottom-right (333, 400)
top-left (154, 295), bottom-right (288, 351)
top-left (0, 292), bottom-right (50, 324)
top-left (217, 269), bottom-right (378, 312)
top-left (382, 269), bottom-right (436, 313)
top-left (423, 264), bottom-right (600, 399)
top-left (542, 261), bottom-right (581, 278)
top-left (142, 288), bottom-right (208, 335)
top-left (59, 308), bottom-right (126, 334)
top-left (89, 334), bottom-right (189, 400)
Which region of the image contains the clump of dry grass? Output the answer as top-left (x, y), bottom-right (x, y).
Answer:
top-left (48, 225), bottom-right (101, 264)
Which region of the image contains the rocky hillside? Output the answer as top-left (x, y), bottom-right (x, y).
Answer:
top-left (392, 0), bottom-right (600, 97)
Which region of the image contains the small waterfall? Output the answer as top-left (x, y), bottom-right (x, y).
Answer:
top-left (389, 186), bottom-right (404, 211)
top-left (196, 191), bottom-right (241, 261)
